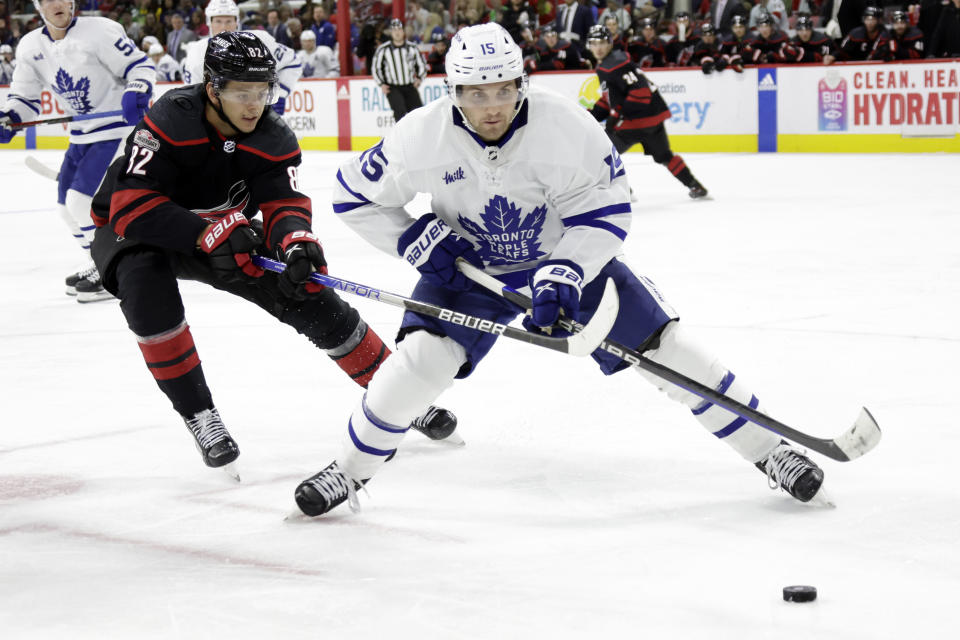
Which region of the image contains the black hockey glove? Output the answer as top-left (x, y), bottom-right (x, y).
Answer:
top-left (276, 230), bottom-right (327, 300)
top-left (199, 212), bottom-right (265, 283)
top-left (701, 58), bottom-right (716, 74)
top-left (714, 57), bottom-right (728, 72)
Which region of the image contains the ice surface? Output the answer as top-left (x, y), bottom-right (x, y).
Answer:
top-left (1, 149), bottom-right (958, 639)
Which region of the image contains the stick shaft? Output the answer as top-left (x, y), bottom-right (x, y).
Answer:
top-left (10, 109), bottom-right (125, 129)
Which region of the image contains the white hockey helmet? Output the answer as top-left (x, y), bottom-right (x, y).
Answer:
top-left (0, 44), bottom-right (13, 55)
top-left (445, 23), bottom-right (528, 113)
top-left (205, 0), bottom-right (240, 30)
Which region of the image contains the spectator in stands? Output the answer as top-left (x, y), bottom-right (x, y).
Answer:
top-left (148, 41), bottom-right (180, 81)
top-left (875, 9), bottom-right (925, 59)
top-left (0, 16), bottom-right (13, 47)
top-left (189, 8), bottom-right (208, 37)
top-left (710, 0), bottom-right (750, 33)
top-left (919, 0), bottom-right (947, 52)
top-left (0, 43), bottom-right (14, 84)
top-left (555, 0), bottom-right (594, 53)
top-left (599, 0), bottom-right (633, 32)
top-left (630, 0), bottom-right (663, 26)
top-left (300, 29), bottom-right (340, 77)
top-left (501, 0), bottom-right (533, 44)
top-left (165, 11), bottom-right (195, 62)
top-left (265, 8), bottom-right (292, 46)
top-left (287, 17), bottom-right (304, 51)
top-left (310, 4), bottom-right (337, 49)
top-left (425, 29), bottom-right (448, 73)
top-left (406, 0), bottom-right (431, 34)
top-left (785, 13), bottom-right (838, 63)
top-left (120, 11), bottom-right (143, 42)
top-left (142, 12), bottom-right (166, 45)
top-left (749, 0), bottom-right (789, 30)
top-left (929, 0), bottom-right (960, 56)
top-left (627, 16), bottom-right (668, 66)
top-left (839, 5), bottom-right (888, 59)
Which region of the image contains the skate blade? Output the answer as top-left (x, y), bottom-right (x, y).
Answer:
top-left (808, 487), bottom-right (836, 509)
top-left (77, 291), bottom-right (116, 303)
top-left (441, 430), bottom-right (466, 446)
top-left (220, 462), bottom-right (241, 483)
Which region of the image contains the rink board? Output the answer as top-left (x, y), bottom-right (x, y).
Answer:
top-left (2, 59), bottom-right (958, 153)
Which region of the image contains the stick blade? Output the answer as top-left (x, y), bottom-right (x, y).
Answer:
top-left (566, 278), bottom-right (619, 357)
top-left (25, 155), bottom-right (59, 181)
top-left (833, 407), bottom-right (882, 461)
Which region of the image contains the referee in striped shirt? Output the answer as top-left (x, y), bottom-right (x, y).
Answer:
top-left (372, 19), bottom-right (427, 121)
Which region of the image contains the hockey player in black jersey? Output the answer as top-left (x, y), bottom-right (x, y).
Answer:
top-left (89, 32), bottom-right (457, 478)
top-left (689, 22), bottom-right (727, 73)
top-left (719, 15), bottom-right (750, 72)
top-left (746, 12), bottom-right (789, 63)
top-left (874, 10), bottom-right (925, 61)
top-left (665, 11), bottom-right (699, 66)
top-left (785, 15), bottom-right (838, 64)
top-left (586, 25), bottom-right (708, 199)
top-left (627, 17), bottom-right (668, 68)
top-left (533, 25), bottom-right (587, 71)
top-left (839, 6), bottom-right (889, 61)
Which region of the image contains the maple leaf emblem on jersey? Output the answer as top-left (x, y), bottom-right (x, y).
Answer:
top-left (458, 195), bottom-right (546, 266)
top-left (53, 68), bottom-right (93, 114)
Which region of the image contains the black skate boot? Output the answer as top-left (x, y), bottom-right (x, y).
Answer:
top-left (688, 180), bottom-right (708, 199)
top-left (183, 407), bottom-right (239, 468)
top-left (75, 267), bottom-right (115, 303)
top-left (756, 441), bottom-right (824, 503)
top-left (295, 461), bottom-right (364, 516)
top-left (409, 405), bottom-right (458, 441)
top-left (65, 262), bottom-right (97, 296)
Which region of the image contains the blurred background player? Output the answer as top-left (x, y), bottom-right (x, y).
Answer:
top-left (372, 19), bottom-right (426, 122)
top-left (534, 24), bottom-right (587, 71)
top-left (719, 14), bottom-right (750, 72)
top-left (299, 30), bottom-right (340, 78)
top-left (875, 10), bottom-right (925, 60)
top-left (89, 32), bottom-right (457, 478)
top-left (665, 11), bottom-right (699, 66)
top-left (785, 14), bottom-right (838, 64)
top-left (294, 23), bottom-right (825, 517)
top-left (586, 25), bottom-right (707, 199)
top-left (0, 43), bottom-right (14, 84)
top-left (746, 12), bottom-right (788, 63)
top-left (0, 0), bottom-right (154, 303)
top-left (180, 0), bottom-right (301, 116)
top-left (149, 43), bottom-right (181, 82)
top-left (426, 30), bottom-right (449, 75)
top-left (690, 22), bottom-right (726, 73)
top-left (627, 17), bottom-right (668, 68)
top-left (839, 6), bottom-right (889, 61)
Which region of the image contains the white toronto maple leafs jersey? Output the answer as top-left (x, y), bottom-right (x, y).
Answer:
top-left (3, 17), bottom-right (155, 144)
top-left (302, 45), bottom-right (339, 79)
top-left (154, 53), bottom-right (181, 82)
top-left (333, 86), bottom-right (632, 287)
top-left (181, 31), bottom-right (302, 100)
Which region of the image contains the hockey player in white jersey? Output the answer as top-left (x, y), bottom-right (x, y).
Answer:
top-left (293, 22), bottom-right (827, 517)
top-left (299, 30), bottom-right (340, 78)
top-left (0, 0), bottom-right (154, 302)
top-left (148, 43), bottom-right (180, 82)
top-left (180, 0), bottom-right (301, 115)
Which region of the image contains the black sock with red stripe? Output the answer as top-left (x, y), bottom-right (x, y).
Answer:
top-left (326, 320), bottom-right (391, 388)
top-left (136, 322), bottom-right (213, 416)
top-left (662, 154), bottom-right (697, 188)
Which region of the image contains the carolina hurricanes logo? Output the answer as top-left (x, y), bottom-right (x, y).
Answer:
top-left (190, 180), bottom-right (250, 221)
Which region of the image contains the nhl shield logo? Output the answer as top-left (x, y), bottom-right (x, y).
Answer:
top-left (223, 140), bottom-right (236, 153)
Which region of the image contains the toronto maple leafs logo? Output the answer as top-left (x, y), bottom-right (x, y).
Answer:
top-left (458, 195), bottom-right (547, 266)
top-left (53, 69), bottom-right (93, 114)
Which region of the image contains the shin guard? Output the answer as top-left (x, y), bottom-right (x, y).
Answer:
top-left (136, 321), bottom-right (212, 416)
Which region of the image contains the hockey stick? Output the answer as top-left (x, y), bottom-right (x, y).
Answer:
top-left (24, 155), bottom-right (59, 181)
top-left (251, 255), bottom-right (619, 358)
top-left (456, 259), bottom-right (881, 463)
top-left (9, 109), bottom-right (124, 129)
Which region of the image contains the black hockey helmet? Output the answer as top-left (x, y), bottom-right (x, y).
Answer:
top-left (540, 24), bottom-right (557, 37)
top-left (389, 18), bottom-right (404, 30)
top-left (640, 17), bottom-right (656, 30)
top-left (796, 15), bottom-right (814, 30)
top-left (862, 6), bottom-right (883, 19)
top-left (756, 11), bottom-right (776, 26)
top-left (430, 29), bottom-right (447, 44)
top-left (892, 10), bottom-right (909, 23)
top-left (701, 22), bottom-right (716, 35)
top-left (731, 15), bottom-right (748, 27)
top-left (587, 24), bottom-right (613, 44)
top-left (204, 31), bottom-right (277, 92)
top-left (674, 11), bottom-right (690, 22)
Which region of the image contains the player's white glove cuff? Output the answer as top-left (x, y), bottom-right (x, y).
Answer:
top-left (125, 79), bottom-right (151, 94)
top-left (532, 262), bottom-right (584, 296)
top-left (401, 215), bottom-right (452, 268)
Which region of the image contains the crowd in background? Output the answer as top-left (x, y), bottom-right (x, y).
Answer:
top-left (1, 0), bottom-right (959, 84)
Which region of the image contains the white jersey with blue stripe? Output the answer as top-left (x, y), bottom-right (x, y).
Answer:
top-left (3, 17), bottom-right (155, 144)
top-left (180, 31), bottom-right (302, 100)
top-left (333, 86), bottom-right (633, 288)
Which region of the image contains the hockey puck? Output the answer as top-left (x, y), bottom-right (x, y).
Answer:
top-left (783, 585), bottom-right (817, 603)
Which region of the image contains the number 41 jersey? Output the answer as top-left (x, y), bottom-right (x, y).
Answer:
top-left (333, 86), bottom-right (633, 287)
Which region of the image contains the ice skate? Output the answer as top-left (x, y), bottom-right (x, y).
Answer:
top-left (409, 405), bottom-right (463, 444)
top-left (756, 441), bottom-right (825, 503)
top-left (65, 262), bottom-right (97, 296)
top-left (294, 461), bottom-right (364, 517)
top-left (74, 267), bottom-right (115, 303)
top-left (183, 407), bottom-right (240, 479)
top-left (688, 180), bottom-right (708, 199)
